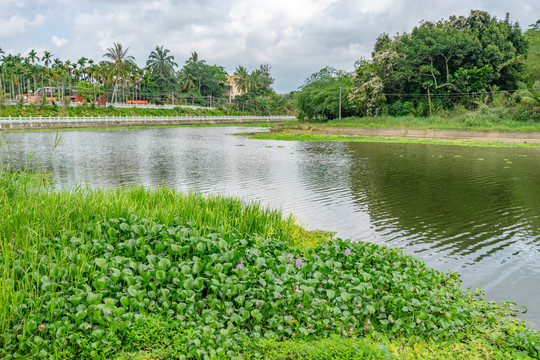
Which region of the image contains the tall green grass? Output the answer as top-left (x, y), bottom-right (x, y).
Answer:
top-left (323, 106), bottom-right (540, 131)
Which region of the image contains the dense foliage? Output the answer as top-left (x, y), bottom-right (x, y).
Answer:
top-left (295, 67), bottom-right (358, 120)
top-left (0, 172), bottom-right (538, 359)
top-left (0, 45), bottom-right (291, 114)
top-left (349, 11), bottom-right (534, 117)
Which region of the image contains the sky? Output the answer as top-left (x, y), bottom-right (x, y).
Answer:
top-left (1, 0), bottom-right (538, 93)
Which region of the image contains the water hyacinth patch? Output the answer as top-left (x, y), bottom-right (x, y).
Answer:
top-left (0, 171), bottom-right (538, 360)
top-left (1, 214), bottom-right (538, 359)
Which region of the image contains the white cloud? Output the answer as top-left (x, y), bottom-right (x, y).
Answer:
top-left (1, 0), bottom-right (539, 92)
top-left (0, 13), bottom-right (45, 39)
top-left (52, 35), bottom-right (68, 47)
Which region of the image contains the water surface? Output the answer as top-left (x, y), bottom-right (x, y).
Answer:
top-left (2, 127), bottom-right (539, 328)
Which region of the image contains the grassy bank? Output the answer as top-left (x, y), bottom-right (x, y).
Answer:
top-left (316, 106), bottom-right (540, 132)
top-left (244, 132), bottom-right (540, 148)
top-left (1, 171), bottom-right (539, 359)
top-left (0, 104), bottom-right (249, 118)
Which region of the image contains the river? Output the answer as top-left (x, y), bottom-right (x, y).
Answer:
top-left (1, 126), bottom-right (539, 328)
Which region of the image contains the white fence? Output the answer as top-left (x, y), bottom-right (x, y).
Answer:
top-left (0, 115), bottom-right (295, 124)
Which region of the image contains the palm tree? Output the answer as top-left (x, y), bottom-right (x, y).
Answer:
top-left (249, 69), bottom-right (262, 91)
top-left (101, 42), bottom-right (136, 103)
top-left (146, 45), bottom-right (177, 78)
top-left (515, 81), bottom-right (540, 108)
top-left (28, 49), bottom-right (38, 65)
top-left (178, 68), bottom-right (196, 92)
top-left (234, 66), bottom-right (251, 93)
top-left (42, 51), bottom-right (53, 67)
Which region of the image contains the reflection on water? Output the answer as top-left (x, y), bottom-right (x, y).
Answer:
top-left (1, 127), bottom-right (540, 328)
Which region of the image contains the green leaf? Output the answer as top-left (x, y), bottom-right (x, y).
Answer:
top-left (86, 292), bottom-right (102, 305)
top-left (326, 289), bottom-right (336, 299)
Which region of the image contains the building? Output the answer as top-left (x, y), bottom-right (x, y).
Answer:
top-left (224, 75), bottom-right (244, 102)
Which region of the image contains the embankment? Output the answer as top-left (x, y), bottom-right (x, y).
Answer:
top-left (271, 124), bottom-right (540, 144)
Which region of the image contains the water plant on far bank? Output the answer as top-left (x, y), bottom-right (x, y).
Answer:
top-left (0, 172), bottom-right (539, 359)
top-left (242, 131), bottom-right (540, 148)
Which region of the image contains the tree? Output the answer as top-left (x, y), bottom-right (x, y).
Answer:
top-left (524, 20), bottom-right (540, 83)
top-left (27, 49), bottom-right (38, 65)
top-left (296, 66), bottom-right (356, 120)
top-left (234, 66), bottom-right (251, 93)
top-left (349, 10), bottom-right (529, 116)
top-left (146, 45), bottom-right (177, 78)
top-left (101, 42), bottom-right (137, 103)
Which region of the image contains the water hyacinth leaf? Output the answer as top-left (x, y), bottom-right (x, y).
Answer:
top-left (119, 223), bottom-right (130, 232)
top-left (86, 292), bottom-right (102, 305)
top-left (75, 311), bottom-right (86, 322)
top-left (151, 224), bottom-right (163, 234)
top-left (193, 260), bottom-right (203, 274)
top-left (341, 292), bottom-right (353, 303)
top-left (181, 265), bottom-right (191, 275)
top-left (127, 286), bottom-right (139, 298)
top-left (326, 289), bottom-right (336, 300)
top-left (158, 258), bottom-right (171, 270)
top-left (193, 277), bottom-right (205, 292)
top-left (156, 270), bottom-right (166, 281)
top-left (184, 278), bottom-right (194, 291)
top-left (196, 242), bottom-right (207, 253)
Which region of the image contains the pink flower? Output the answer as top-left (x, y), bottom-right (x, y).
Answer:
top-left (345, 249), bottom-right (351, 256)
top-left (236, 260), bottom-right (243, 269)
top-left (295, 258), bottom-right (302, 268)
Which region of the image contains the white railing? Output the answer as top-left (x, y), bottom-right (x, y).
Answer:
top-left (0, 115), bottom-right (295, 124)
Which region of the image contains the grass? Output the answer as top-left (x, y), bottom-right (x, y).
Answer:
top-left (0, 104), bottom-right (252, 119)
top-left (0, 122), bottom-right (275, 134)
top-left (243, 132), bottom-right (540, 148)
top-left (1, 170), bottom-right (539, 359)
top-left (318, 106), bottom-right (540, 132)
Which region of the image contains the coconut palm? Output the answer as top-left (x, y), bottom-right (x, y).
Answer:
top-left (101, 42), bottom-right (136, 103)
top-left (515, 81), bottom-right (540, 108)
top-left (146, 45), bottom-right (177, 78)
top-left (234, 66), bottom-right (251, 93)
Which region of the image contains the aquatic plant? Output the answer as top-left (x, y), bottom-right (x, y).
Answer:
top-left (0, 172), bottom-right (538, 359)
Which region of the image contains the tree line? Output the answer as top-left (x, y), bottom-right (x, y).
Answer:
top-left (0, 43), bottom-right (293, 114)
top-left (296, 11), bottom-right (539, 120)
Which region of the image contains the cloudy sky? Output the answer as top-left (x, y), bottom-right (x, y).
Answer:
top-left (1, 0), bottom-right (538, 93)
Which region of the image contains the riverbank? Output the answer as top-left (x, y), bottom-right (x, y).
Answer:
top-left (264, 124), bottom-right (540, 147)
top-left (1, 171), bottom-right (538, 359)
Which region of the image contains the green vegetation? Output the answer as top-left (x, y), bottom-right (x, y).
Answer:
top-left (0, 103), bottom-right (249, 118)
top-left (1, 170), bottom-right (538, 359)
top-left (244, 132), bottom-right (540, 148)
top-left (0, 45), bottom-right (293, 115)
top-left (323, 105), bottom-right (540, 131)
top-left (294, 12), bottom-right (539, 123)
top-left (295, 67), bottom-right (355, 120)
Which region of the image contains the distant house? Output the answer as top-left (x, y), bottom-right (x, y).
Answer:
top-left (224, 75), bottom-right (244, 102)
